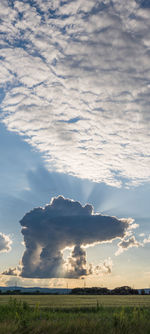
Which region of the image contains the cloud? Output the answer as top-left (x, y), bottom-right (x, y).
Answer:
top-left (115, 232), bottom-right (150, 255)
top-left (115, 236), bottom-right (142, 255)
top-left (65, 245), bottom-right (88, 278)
top-left (0, 233), bottom-right (12, 253)
top-left (18, 196), bottom-right (135, 278)
top-left (92, 257), bottom-right (113, 276)
top-left (143, 235), bottom-right (150, 244)
top-left (2, 266), bottom-right (20, 276)
top-left (0, 0), bottom-right (150, 187)
top-left (139, 233), bottom-right (145, 237)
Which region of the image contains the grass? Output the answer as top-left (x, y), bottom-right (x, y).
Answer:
top-left (0, 296), bottom-right (150, 333)
top-left (0, 294), bottom-right (150, 308)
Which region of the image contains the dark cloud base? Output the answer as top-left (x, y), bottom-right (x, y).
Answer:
top-left (19, 196), bottom-right (132, 278)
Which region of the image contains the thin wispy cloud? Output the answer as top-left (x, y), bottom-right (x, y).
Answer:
top-left (0, 0), bottom-right (150, 187)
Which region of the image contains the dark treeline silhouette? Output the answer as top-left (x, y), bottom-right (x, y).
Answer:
top-left (70, 286), bottom-right (140, 295)
top-left (0, 289), bottom-right (59, 295)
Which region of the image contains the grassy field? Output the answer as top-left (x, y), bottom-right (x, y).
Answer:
top-left (0, 294), bottom-right (150, 308)
top-left (0, 296), bottom-right (150, 333)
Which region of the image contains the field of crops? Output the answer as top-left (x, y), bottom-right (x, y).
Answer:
top-left (0, 296), bottom-right (150, 333)
top-left (0, 294), bottom-right (150, 308)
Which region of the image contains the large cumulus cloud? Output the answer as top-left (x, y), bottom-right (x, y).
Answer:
top-left (19, 196), bottom-right (134, 278)
top-left (0, 0), bottom-right (150, 187)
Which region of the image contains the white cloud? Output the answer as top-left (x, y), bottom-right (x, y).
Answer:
top-left (143, 235), bottom-right (150, 244)
top-left (0, 233), bottom-right (12, 253)
top-left (139, 233), bottom-right (145, 237)
top-left (92, 257), bottom-right (113, 276)
top-left (0, 0), bottom-right (150, 187)
top-left (115, 236), bottom-right (142, 255)
top-left (2, 266), bottom-right (21, 276)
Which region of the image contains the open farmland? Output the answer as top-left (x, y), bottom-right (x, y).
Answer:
top-left (0, 297), bottom-right (150, 334)
top-left (0, 294), bottom-right (150, 308)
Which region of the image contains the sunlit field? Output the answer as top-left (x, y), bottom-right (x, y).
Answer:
top-left (0, 297), bottom-right (150, 334)
top-left (0, 294), bottom-right (150, 308)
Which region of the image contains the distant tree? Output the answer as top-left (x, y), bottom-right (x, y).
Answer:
top-left (71, 287), bottom-right (110, 295)
top-left (13, 289), bottom-right (21, 294)
top-left (5, 290), bottom-right (11, 295)
top-left (111, 286), bottom-right (138, 295)
top-left (70, 286), bottom-right (139, 295)
top-left (35, 290), bottom-right (40, 294)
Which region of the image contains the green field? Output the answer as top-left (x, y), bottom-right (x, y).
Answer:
top-left (0, 296), bottom-right (150, 333)
top-left (0, 294), bottom-right (150, 308)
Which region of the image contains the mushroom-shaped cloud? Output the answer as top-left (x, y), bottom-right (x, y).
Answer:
top-left (19, 196), bottom-right (134, 278)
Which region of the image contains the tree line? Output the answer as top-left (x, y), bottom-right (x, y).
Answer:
top-left (70, 286), bottom-right (148, 295)
top-left (0, 286), bottom-right (149, 295)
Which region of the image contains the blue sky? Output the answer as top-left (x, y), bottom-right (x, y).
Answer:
top-left (0, 0), bottom-right (150, 288)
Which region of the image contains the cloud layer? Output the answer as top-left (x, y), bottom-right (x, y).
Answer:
top-left (0, 0), bottom-right (150, 187)
top-left (0, 233), bottom-right (12, 253)
top-left (19, 196), bottom-right (134, 278)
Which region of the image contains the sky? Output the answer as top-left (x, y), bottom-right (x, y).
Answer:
top-left (0, 0), bottom-right (150, 289)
